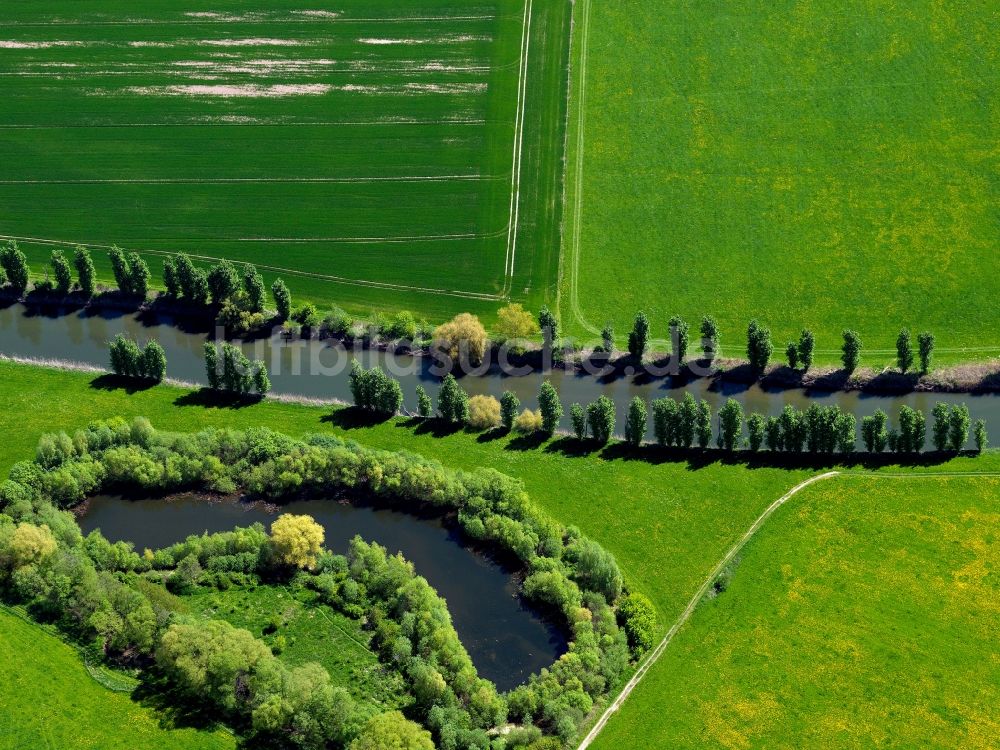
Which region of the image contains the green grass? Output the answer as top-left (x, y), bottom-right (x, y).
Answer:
top-left (182, 584), bottom-right (407, 716)
top-left (0, 0), bottom-right (569, 325)
top-left (592, 473), bottom-right (1000, 749)
top-left (0, 605), bottom-right (234, 750)
top-left (3, 360), bottom-right (999, 747)
top-left (563, 0), bottom-right (999, 363)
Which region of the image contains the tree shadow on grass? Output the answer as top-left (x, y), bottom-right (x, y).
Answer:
top-left (412, 418), bottom-right (465, 438)
top-left (475, 427), bottom-right (508, 444)
top-left (131, 671), bottom-right (231, 733)
top-left (89, 373), bottom-right (159, 395)
top-left (172, 388), bottom-right (264, 410)
top-left (320, 406), bottom-right (393, 430)
top-left (505, 432), bottom-right (549, 452)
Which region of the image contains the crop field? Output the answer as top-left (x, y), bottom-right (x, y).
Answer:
top-left (591, 473), bottom-right (1000, 749)
top-left (0, 0), bottom-right (569, 322)
top-left (564, 0), bottom-right (1000, 361)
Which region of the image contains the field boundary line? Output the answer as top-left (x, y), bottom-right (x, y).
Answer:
top-left (502, 0), bottom-right (534, 296)
top-left (0, 175), bottom-right (501, 186)
top-left (576, 470), bottom-right (841, 750)
top-left (566, 0), bottom-right (600, 335)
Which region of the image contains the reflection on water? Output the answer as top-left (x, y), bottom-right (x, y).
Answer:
top-left (77, 493), bottom-right (567, 691)
top-left (1, 302), bottom-right (997, 445)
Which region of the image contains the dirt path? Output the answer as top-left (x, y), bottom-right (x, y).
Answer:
top-left (576, 470), bottom-right (841, 750)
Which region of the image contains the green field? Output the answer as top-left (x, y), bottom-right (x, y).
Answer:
top-left (183, 584), bottom-right (407, 715)
top-left (2, 361), bottom-right (998, 748)
top-left (592, 473), bottom-right (1000, 749)
top-left (0, 0), bottom-right (569, 324)
top-left (563, 0), bottom-right (1000, 361)
top-left (0, 606), bottom-right (234, 750)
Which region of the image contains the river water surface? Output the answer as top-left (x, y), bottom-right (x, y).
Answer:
top-left (2, 302), bottom-right (997, 445)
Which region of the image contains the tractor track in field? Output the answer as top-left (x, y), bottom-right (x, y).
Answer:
top-left (577, 467), bottom-right (1000, 748)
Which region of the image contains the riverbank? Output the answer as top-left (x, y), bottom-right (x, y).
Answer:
top-left (3, 292), bottom-right (1000, 395)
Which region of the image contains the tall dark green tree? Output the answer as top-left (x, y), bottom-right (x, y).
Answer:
top-left (127, 252), bottom-right (150, 298)
top-left (437, 375), bottom-right (469, 424)
top-left (243, 265), bottom-right (266, 313)
top-left (162, 257), bottom-right (180, 298)
top-left (718, 399), bottom-right (744, 451)
top-left (204, 342), bottom-right (220, 390)
top-left (785, 342), bottom-right (799, 370)
top-left (918, 331), bottom-right (935, 374)
top-left (207, 260), bottom-right (240, 306)
top-left (948, 404), bottom-right (971, 451)
top-left (696, 400), bottom-right (713, 449)
top-left (499, 391), bottom-right (520, 430)
top-left (652, 397), bottom-right (679, 448)
top-left (538, 305), bottom-right (559, 343)
top-left (835, 412), bottom-right (857, 453)
top-left (897, 405), bottom-right (925, 453)
top-left (746, 319), bottom-right (773, 376)
top-left (416, 386), bottom-right (433, 419)
top-left (109, 334), bottom-right (142, 378)
top-left (73, 246), bottom-right (96, 299)
top-left (271, 279), bottom-right (291, 321)
top-left (931, 402), bottom-right (950, 451)
top-left (974, 419), bottom-right (988, 453)
top-left (51, 250), bottom-right (72, 296)
top-left (668, 315), bottom-right (689, 365)
top-left (587, 396), bottom-right (616, 445)
top-left (861, 409), bottom-right (889, 453)
top-left (765, 416), bottom-right (782, 451)
top-left (700, 316), bottom-right (719, 363)
top-left (570, 403), bottom-right (587, 440)
top-left (600, 323), bottom-right (614, 354)
top-left (108, 246), bottom-right (130, 294)
top-left (624, 397), bottom-right (647, 447)
top-left (538, 381), bottom-right (563, 434)
top-left (747, 413), bottom-right (765, 452)
top-left (677, 393), bottom-right (698, 448)
top-left (628, 312), bottom-right (650, 362)
top-left (141, 341), bottom-right (167, 382)
top-left (797, 329), bottom-right (815, 372)
top-left (779, 405), bottom-right (806, 452)
top-left (0, 241), bottom-right (30, 294)
top-left (841, 330), bottom-right (862, 373)
top-left (896, 329), bottom-right (914, 374)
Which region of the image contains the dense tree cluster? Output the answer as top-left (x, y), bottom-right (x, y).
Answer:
top-left (204, 342), bottom-right (270, 396)
top-left (0, 241), bottom-right (31, 294)
top-left (108, 334), bottom-right (166, 382)
top-left (107, 246), bottom-right (151, 298)
top-left (348, 362), bottom-right (403, 416)
top-left (4, 420), bottom-right (648, 748)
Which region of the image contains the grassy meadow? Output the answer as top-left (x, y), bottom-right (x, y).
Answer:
top-left (0, 606), bottom-right (234, 750)
top-left (0, 0), bottom-right (569, 324)
top-left (0, 361), bottom-right (998, 747)
top-left (591, 473), bottom-right (1000, 749)
top-left (563, 0), bottom-right (1000, 362)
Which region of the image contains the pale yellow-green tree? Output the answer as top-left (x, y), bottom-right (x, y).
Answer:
top-left (495, 302), bottom-right (539, 342)
top-left (433, 313), bottom-right (488, 366)
top-left (8, 523), bottom-right (57, 568)
top-left (466, 395), bottom-right (501, 431)
top-left (348, 711), bottom-right (434, 750)
top-left (270, 514), bottom-right (324, 570)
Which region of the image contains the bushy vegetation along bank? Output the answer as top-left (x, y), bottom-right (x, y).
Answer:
top-left (6, 240), bottom-right (1000, 392)
top-left (2, 418), bottom-right (654, 748)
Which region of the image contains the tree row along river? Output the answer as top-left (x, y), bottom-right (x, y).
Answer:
top-left (1, 302), bottom-right (997, 445)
